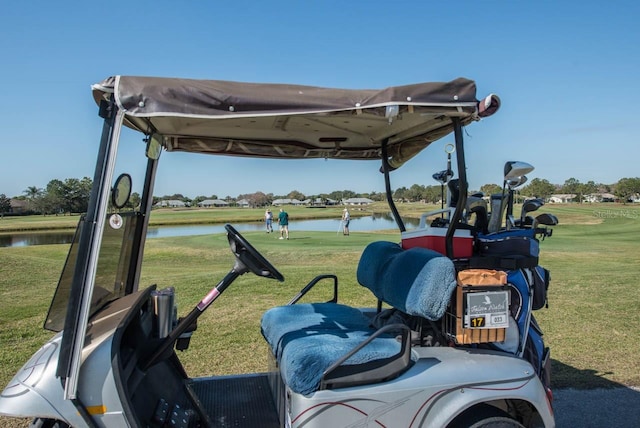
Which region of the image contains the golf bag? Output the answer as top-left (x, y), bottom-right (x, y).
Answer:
top-left (470, 229), bottom-right (551, 388)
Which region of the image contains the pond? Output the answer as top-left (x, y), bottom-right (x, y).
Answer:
top-left (0, 213), bottom-right (421, 248)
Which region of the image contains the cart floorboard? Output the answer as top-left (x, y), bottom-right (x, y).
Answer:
top-left (190, 374), bottom-right (280, 427)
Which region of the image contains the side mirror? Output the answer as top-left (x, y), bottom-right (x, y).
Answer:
top-left (112, 173), bottom-right (132, 209)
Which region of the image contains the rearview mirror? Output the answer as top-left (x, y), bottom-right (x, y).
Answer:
top-left (146, 133), bottom-right (163, 160)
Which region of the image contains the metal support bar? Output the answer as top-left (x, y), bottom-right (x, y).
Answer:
top-left (287, 274), bottom-right (338, 305)
top-left (446, 118), bottom-right (467, 258)
top-left (58, 97), bottom-right (124, 402)
top-left (130, 150), bottom-right (160, 293)
top-left (381, 140), bottom-right (406, 232)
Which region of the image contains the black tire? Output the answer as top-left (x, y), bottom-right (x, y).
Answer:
top-left (29, 418), bottom-right (70, 428)
top-left (448, 404), bottom-right (525, 428)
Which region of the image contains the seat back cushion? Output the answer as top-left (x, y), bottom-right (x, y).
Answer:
top-left (356, 241), bottom-right (456, 320)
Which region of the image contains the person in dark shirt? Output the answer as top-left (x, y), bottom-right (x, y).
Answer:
top-left (278, 208), bottom-right (289, 240)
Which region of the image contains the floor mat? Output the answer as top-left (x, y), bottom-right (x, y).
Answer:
top-left (189, 374), bottom-right (280, 427)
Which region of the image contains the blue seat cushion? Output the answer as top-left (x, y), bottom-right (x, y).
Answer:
top-left (278, 329), bottom-right (401, 396)
top-left (357, 241), bottom-right (457, 320)
top-left (261, 302), bottom-right (372, 357)
top-left (262, 303), bottom-right (403, 396)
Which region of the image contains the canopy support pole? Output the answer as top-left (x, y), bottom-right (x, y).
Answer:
top-left (446, 118), bottom-right (468, 258)
top-left (381, 139), bottom-right (406, 233)
top-left (57, 95), bottom-right (124, 424)
top-left (129, 139), bottom-right (161, 293)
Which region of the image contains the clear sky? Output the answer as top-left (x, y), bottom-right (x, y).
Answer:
top-left (1, 1), bottom-right (638, 199)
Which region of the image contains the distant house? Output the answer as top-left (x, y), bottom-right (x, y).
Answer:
top-left (236, 199), bottom-right (250, 208)
top-left (272, 198), bottom-right (304, 206)
top-left (342, 197), bottom-right (374, 206)
top-left (601, 193), bottom-right (616, 202)
top-left (548, 194), bottom-right (575, 204)
top-left (583, 193), bottom-right (616, 203)
top-left (197, 199), bottom-right (229, 207)
top-left (9, 199), bottom-right (28, 214)
top-left (156, 199), bottom-right (186, 208)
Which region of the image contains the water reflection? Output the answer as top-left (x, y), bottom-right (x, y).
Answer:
top-left (1, 213), bottom-right (420, 248)
top-left (0, 231), bottom-right (78, 248)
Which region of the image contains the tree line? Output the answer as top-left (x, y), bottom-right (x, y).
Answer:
top-left (157, 189), bottom-right (387, 208)
top-left (2, 176), bottom-right (640, 217)
top-left (2, 178), bottom-right (94, 216)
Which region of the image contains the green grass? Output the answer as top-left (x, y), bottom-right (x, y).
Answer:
top-left (1, 203), bottom-right (639, 426)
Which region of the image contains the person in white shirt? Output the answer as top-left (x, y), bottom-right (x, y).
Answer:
top-left (265, 209), bottom-right (273, 233)
top-left (342, 208), bottom-right (350, 235)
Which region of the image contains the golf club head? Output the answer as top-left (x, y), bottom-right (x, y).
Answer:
top-left (506, 175), bottom-right (528, 190)
top-left (522, 198), bottom-right (544, 213)
top-left (466, 199), bottom-right (489, 234)
top-left (514, 215), bottom-right (535, 228)
top-left (447, 179), bottom-right (460, 207)
top-left (432, 169), bottom-right (453, 184)
top-left (466, 195), bottom-right (487, 212)
top-left (487, 193), bottom-right (507, 233)
top-left (521, 198), bottom-right (545, 221)
top-left (535, 213), bottom-right (559, 226)
top-left (504, 161), bottom-right (534, 181)
top-left (523, 215), bottom-right (535, 227)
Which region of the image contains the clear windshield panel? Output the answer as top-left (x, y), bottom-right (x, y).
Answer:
top-left (44, 212), bottom-right (141, 332)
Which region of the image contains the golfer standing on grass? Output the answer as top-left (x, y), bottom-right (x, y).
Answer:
top-left (265, 209), bottom-right (273, 233)
top-left (278, 208), bottom-right (289, 240)
top-left (342, 208), bottom-right (350, 235)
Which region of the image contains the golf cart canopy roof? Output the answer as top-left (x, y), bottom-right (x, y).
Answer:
top-left (92, 76), bottom-right (499, 167)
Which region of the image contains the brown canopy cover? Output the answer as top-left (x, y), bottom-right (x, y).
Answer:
top-left (92, 76), bottom-right (499, 167)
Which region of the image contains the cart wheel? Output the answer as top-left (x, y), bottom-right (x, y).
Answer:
top-left (448, 404), bottom-right (525, 428)
top-left (29, 418), bottom-right (70, 428)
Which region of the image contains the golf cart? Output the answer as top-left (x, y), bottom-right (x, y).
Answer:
top-left (0, 76), bottom-right (556, 427)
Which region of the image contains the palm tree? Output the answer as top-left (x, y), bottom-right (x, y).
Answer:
top-left (23, 186), bottom-right (42, 199)
top-left (23, 186), bottom-right (43, 212)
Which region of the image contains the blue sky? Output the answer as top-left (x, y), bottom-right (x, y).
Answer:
top-left (1, 1), bottom-right (639, 199)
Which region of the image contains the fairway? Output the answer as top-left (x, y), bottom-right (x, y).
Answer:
top-left (1, 204), bottom-right (639, 426)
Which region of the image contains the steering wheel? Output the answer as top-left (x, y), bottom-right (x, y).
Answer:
top-left (225, 224), bottom-right (284, 282)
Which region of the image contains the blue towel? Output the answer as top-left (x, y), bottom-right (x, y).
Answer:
top-left (261, 303), bottom-right (401, 396)
top-left (278, 329), bottom-right (400, 396)
top-left (357, 241), bottom-right (456, 320)
top-left (261, 303), bottom-right (371, 356)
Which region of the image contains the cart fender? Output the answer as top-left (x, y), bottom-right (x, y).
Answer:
top-left (417, 374), bottom-right (554, 427)
top-left (0, 334), bottom-right (78, 424)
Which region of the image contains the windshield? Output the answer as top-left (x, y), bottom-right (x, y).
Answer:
top-left (44, 212), bottom-right (142, 332)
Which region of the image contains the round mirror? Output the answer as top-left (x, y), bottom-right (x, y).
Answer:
top-left (112, 173), bottom-right (132, 209)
